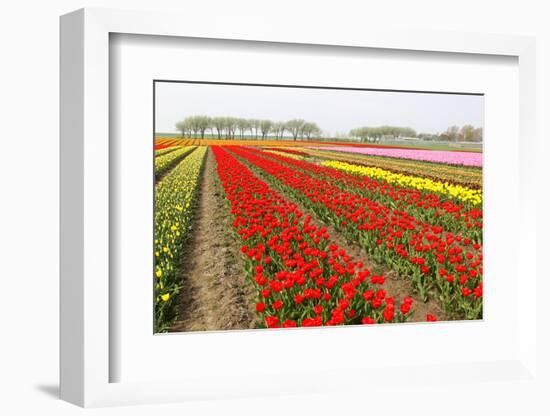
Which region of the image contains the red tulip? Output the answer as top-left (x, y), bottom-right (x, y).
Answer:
top-left (256, 302), bottom-right (266, 312)
top-left (265, 316), bottom-right (279, 328)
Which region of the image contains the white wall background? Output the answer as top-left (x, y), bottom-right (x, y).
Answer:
top-left (0, 0), bottom-right (548, 415)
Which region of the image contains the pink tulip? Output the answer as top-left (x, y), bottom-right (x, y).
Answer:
top-left (309, 146), bottom-right (482, 167)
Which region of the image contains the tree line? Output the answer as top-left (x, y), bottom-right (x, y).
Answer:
top-left (175, 116), bottom-right (482, 143)
top-left (175, 116), bottom-right (322, 141)
top-left (349, 126), bottom-right (417, 142)
top-left (436, 125), bottom-right (483, 142)
top-left (349, 124), bottom-right (482, 143)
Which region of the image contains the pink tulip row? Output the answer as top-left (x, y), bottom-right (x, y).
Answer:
top-left (309, 146), bottom-right (482, 167)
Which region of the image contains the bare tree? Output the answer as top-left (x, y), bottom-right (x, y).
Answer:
top-left (302, 122), bottom-right (321, 140)
top-left (460, 124), bottom-right (476, 142)
top-left (442, 125), bottom-right (461, 142)
top-left (285, 119), bottom-right (306, 141)
top-left (249, 119), bottom-right (261, 139)
top-left (211, 117), bottom-right (226, 139)
top-left (272, 121), bottom-right (286, 139)
top-left (224, 117), bottom-right (238, 139)
top-left (473, 127), bottom-right (483, 142)
top-left (260, 120), bottom-right (273, 140)
top-left (237, 118), bottom-right (251, 139)
top-left (176, 115), bottom-right (211, 139)
top-left (175, 120), bottom-right (190, 138)
top-left (193, 116), bottom-right (211, 139)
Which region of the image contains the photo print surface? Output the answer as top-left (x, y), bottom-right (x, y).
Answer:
top-left (153, 81), bottom-right (483, 333)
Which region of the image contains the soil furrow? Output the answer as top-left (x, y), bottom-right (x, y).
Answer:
top-left (169, 147), bottom-right (257, 332)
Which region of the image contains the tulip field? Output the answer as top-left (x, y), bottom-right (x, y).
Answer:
top-left (154, 140), bottom-right (483, 332)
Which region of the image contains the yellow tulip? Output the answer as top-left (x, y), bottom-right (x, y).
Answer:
top-left (322, 160), bottom-right (482, 206)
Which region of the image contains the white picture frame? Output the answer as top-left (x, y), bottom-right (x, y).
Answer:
top-left (60, 7), bottom-right (539, 408)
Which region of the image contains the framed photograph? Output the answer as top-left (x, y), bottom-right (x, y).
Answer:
top-left (151, 80), bottom-right (484, 335)
top-left (60, 8), bottom-right (539, 408)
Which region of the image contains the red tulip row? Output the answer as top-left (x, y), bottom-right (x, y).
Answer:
top-left (247, 147), bottom-right (482, 241)
top-left (228, 146), bottom-right (483, 319)
top-left (212, 146), bottom-right (416, 328)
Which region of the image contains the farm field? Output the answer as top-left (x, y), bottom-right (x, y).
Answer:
top-left (155, 134), bottom-right (483, 153)
top-left (154, 140), bottom-right (483, 332)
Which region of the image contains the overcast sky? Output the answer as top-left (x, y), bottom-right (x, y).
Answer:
top-left (155, 82), bottom-right (484, 136)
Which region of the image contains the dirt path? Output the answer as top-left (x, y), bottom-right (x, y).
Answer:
top-left (231, 150), bottom-right (446, 322)
top-left (169, 147), bottom-right (257, 332)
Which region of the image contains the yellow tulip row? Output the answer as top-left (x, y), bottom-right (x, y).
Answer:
top-left (322, 160), bottom-right (482, 206)
top-left (155, 145), bottom-right (182, 157)
top-left (303, 147), bottom-right (482, 186)
top-left (154, 146), bottom-right (207, 331)
top-left (154, 146), bottom-right (196, 180)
